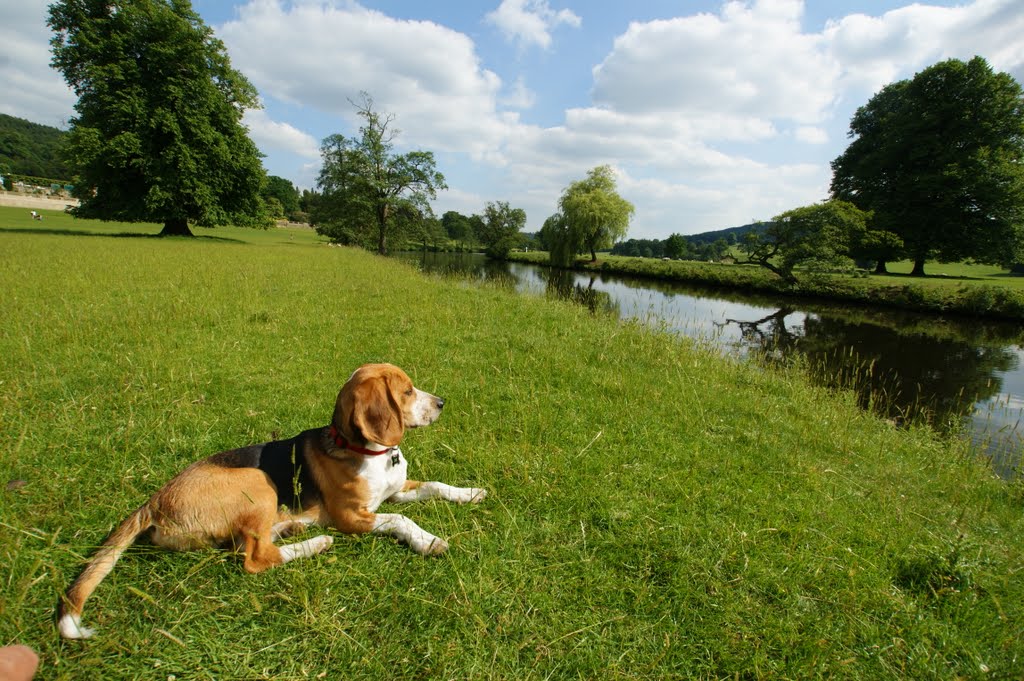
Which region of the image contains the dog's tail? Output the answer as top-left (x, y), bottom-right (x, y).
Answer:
top-left (57, 504), bottom-right (154, 639)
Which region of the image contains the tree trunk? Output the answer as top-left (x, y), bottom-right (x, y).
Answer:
top-left (590, 247), bottom-right (597, 262)
top-left (873, 259), bottom-right (888, 274)
top-left (159, 217), bottom-right (193, 237)
top-left (377, 205), bottom-right (388, 254)
top-left (910, 258), bottom-right (927, 276)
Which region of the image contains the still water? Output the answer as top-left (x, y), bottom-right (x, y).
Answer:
top-left (394, 252), bottom-right (1024, 477)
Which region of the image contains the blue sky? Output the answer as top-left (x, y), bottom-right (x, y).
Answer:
top-left (3, 1), bottom-right (1023, 237)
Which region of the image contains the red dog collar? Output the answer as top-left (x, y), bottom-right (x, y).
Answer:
top-left (328, 425), bottom-right (395, 456)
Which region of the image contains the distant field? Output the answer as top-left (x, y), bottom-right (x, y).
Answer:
top-left (0, 204), bottom-right (324, 246)
top-left (880, 259), bottom-right (1024, 288)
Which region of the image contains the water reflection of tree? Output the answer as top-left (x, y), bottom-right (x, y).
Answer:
top-left (718, 309), bottom-right (1019, 428)
top-left (543, 269), bottom-right (620, 317)
top-left (594, 269), bottom-right (1024, 348)
top-left (413, 252), bottom-right (520, 288)
top-left (716, 309), bottom-right (800, 356)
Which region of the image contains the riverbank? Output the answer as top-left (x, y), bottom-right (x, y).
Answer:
top-left (1, 218), bottom-right (1022, 678)
top-left (507, 251), bottom-right (1024, 321)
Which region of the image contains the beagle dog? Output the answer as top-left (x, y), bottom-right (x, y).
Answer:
top-left (58, 363), bottom-right (486, 639)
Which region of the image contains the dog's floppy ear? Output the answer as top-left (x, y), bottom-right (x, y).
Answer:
top-left (335, 366), bottom-right (405, 447)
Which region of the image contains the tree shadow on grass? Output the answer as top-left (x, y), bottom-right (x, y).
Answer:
top-left (874, 271), bottom-right (988, 282)
top-left (0, 226), bottom-right (245, 243)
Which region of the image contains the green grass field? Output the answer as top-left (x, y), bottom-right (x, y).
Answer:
top-left (1, 206), bottom-right (1022, 679)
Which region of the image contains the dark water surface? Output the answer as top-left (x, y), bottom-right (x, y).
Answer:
top-left (394, 252), bottom-right (1024, 477)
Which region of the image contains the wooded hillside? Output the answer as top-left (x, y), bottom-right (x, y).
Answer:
top-left (0, 113), bottom-right (70, 181)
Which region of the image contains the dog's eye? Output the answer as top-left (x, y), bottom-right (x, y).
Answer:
top-left (405, 389), bottom-right (414, 396)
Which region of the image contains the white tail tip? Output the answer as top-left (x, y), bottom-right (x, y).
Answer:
top-left (58, 614), bottom-right (95, 640)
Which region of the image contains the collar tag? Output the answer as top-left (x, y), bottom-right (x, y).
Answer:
top-left (391, 452), bottom-right (401, 466)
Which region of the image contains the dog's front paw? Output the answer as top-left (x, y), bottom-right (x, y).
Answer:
top-left (423, 536), bottom-right (449, 555)
top-left (412, 534), bottom-right (449, 556)
top-left (445, 486), bottom-right (487, 504)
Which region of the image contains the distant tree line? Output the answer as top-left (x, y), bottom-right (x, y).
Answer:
top-left (610, 233), bottom-right (737, 261)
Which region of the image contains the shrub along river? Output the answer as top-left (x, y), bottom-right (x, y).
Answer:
top-left (395, 251), bottom-right (1023, 478)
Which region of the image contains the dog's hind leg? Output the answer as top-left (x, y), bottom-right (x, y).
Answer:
top-left (239, 517), bottom-right (285, 574)
top-left (241, 513), bottom-right (332, 571)
top-left (270, 512), bottom-right (333, 561)
top-left (270, 516), bottom-right (316, 541)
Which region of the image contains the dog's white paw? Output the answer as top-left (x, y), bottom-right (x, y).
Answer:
top-left (415, 535), bottom-right (449, 556)
top-left (450, 487), bottom-right (487, 504)
top-left (280, 535), bottom-right (334, 563)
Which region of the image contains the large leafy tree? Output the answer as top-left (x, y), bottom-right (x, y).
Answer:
top-left (48, 0), bottom-right (269, 236)
top-left (479, 201), bottom-right (526, 259)
top-left (663, 233), bottom-right (691, 260)
top-left (551, 165), bottom-right (634, 265)
top-left (263, 175), bottom-right (301, 220)
top-left (740, 200), bottom-right (869, 284)
top-left (314, 94), bottom-right (446, 254)
top-left (441, 210), bottom-right (480, 250)
top-left (831, 57), bottom-right (1024, 276)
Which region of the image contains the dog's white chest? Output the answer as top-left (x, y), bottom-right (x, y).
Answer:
top-left (359, 448), bottom-right (407, 512)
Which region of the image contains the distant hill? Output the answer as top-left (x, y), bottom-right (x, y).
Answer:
top-left (0, 113), bottom-right (71, 181)
top-left (686, 221), bottom-right (769, 246)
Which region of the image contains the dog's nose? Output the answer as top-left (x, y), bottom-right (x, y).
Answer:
top-left (436, 398), bottom-right (445, 410)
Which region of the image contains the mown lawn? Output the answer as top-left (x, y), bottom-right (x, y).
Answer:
top-left (880, 259), bottom-right (1024, 288)
top-left (1, 211), bottom-right (1022, 679)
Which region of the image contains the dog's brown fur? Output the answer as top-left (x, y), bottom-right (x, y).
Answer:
top-left (58, 363), bottom-right (479, 639)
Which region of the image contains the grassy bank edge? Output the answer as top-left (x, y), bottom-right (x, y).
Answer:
top-left (507, 251), bottom-right (1024, 321)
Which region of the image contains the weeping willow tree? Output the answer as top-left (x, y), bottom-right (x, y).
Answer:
top-left (547, 165), bottom-right (634, 266)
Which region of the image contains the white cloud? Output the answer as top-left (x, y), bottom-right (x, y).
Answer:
top-left (826, 0), bottom-right (1024, 97)
top-left (219, 0), bottom-right (509, 158)
top-left (243, 109), bottom-right (319, 159)
top-left (592, 0), bottom-right (839, 124)
top-left (433, 185), bottom-right (493, 219)
top-left (501, 76), bottom-right (536, 110)
top-left (0, 2), bottom-right (75, 127)
top-left (794, 126), bottom-right (828, 144)
top-left (485, 0), bottom-right (582, 50)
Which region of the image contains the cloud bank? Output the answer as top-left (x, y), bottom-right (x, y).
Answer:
top-left (3, 0), bottom-right (1023, 236)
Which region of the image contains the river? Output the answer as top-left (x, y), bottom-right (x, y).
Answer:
top-left (394, 251), bottom-right (1024, 477)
